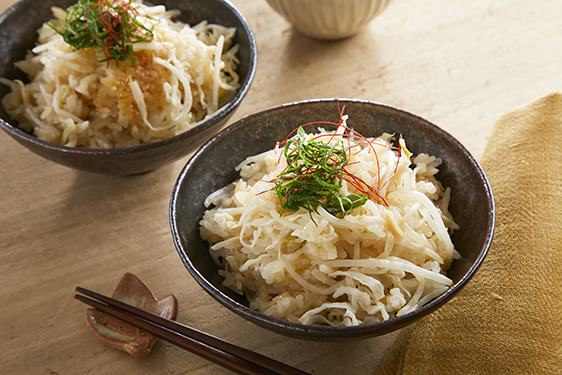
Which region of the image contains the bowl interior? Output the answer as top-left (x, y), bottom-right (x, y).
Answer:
top-left (0, 0), bottom-right (256, 174)
top-left (170, 99), bottom-right (495, 340)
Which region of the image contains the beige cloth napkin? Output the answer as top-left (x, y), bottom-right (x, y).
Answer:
top-left (377, 92), bottom-right (562, 375)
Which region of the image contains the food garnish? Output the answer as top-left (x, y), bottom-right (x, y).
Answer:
top-left (48, 0), bottom-right (157, 65)
top-left (274, 126), bottom-right (368, 218)
top-left (272, 111), bottom-right (409, 219)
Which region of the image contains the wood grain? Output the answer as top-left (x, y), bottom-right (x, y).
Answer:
top-left (1, 0), bottom-right (561, 373)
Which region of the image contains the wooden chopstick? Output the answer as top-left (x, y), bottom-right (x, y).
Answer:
top-left (75, 287), bottom-right (309, 375)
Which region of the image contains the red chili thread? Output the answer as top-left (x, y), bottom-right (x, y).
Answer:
top-left (271, 103), bottom-right (407, 209)
top-left (82, 0), bottom-right (163, 65)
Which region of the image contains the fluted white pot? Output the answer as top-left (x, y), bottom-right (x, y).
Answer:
top-left (266, 0), bottom-right (393, 40)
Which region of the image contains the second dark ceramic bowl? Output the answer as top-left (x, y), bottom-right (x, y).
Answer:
top-left (170, 99), bottom-right (495, 340)
top-left (0, 0), bottom-right (257, 175)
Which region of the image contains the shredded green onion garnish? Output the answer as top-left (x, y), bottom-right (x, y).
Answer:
top-left (48, 0), bottom-right (157, 65)
top-left (274, 127), bottom-right (369, 220)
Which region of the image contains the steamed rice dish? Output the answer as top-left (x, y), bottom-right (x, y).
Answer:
top-left (0, 1), bottom-right (240, 148)
top-left (199, 118), bottom-right (460, 327)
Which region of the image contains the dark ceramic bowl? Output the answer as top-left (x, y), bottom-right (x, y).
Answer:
top-left (170, 99), bottom-right (495, 340)
top-left (0, 0), bottom-right (256, 175)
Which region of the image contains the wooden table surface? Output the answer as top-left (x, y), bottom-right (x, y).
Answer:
top-left (1, 0), bottom-right (561, 374)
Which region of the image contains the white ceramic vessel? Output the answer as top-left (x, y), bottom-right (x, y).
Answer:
top-left (266, 0), bottom-right (393, 40)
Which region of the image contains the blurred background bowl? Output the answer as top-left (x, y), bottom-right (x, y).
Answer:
top-left (266, 0), bottom-right (393, 40)
top-left (170, 98), bottom-right (495, 340)
top-left (0, 0), bottom-right (257, 175)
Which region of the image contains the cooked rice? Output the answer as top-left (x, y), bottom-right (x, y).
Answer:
top-left (0, 2), bottom-right (240, 148)
top-left (199, 120), bottom-right (460, 326)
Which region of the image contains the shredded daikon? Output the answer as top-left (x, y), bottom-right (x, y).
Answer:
top-left (199, 121), bottom-right (460, 326)
top-left (0, 1), bottom-right (240, 148)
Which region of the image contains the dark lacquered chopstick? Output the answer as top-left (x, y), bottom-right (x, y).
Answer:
top-left (75, 287), bottom-right (309, 375)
